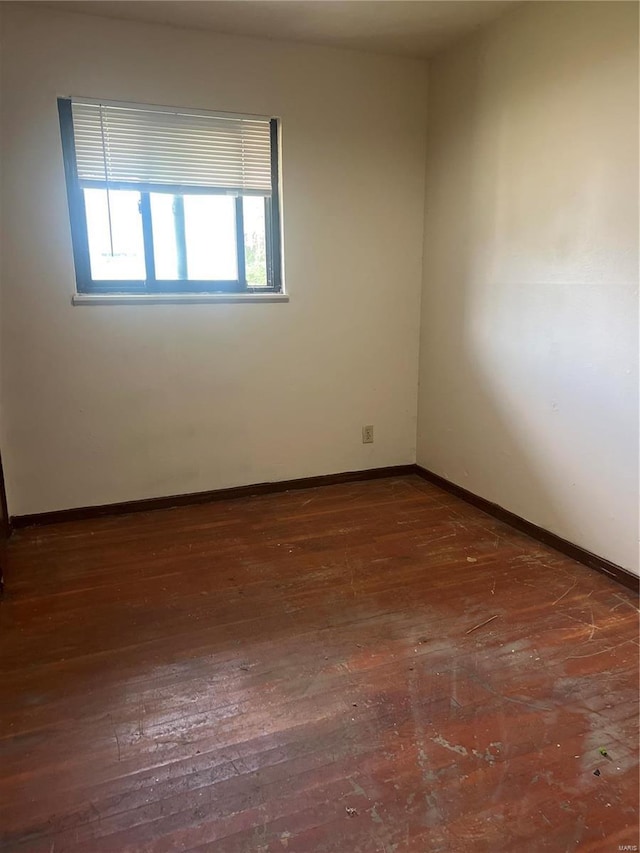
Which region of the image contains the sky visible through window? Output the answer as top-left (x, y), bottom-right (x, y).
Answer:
top-left (84, 189), bottom-right (267, 285)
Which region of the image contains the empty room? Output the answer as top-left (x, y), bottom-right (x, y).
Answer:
top-left (0, 0), bottom-right (638, 850)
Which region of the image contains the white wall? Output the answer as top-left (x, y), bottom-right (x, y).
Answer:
top-left (0, 4), bottom-right (427, 515)
top-left (2, 2), bottom-right (637, 575)
top-left (417, 2), bottom-right (639, 572)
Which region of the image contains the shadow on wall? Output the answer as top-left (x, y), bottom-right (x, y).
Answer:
top-left (418, 4), bottom-right (639, 571)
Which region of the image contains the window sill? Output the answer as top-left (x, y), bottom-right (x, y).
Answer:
top-left (72, 292), bottom-right (289, 306)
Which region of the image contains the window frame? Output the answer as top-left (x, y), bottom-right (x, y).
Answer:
top-left (57, 98), bottom-right (283, 295)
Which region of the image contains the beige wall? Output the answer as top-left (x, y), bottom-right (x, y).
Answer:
top-left (0, 4), bottom-right (427, 515)
top-left (417, 2), bottom-right (639, 573)
top-left (1, 2), bottom-right (637, 574)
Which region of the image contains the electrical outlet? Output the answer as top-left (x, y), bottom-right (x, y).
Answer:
top-left (362, 425), bottom-right (374, 444)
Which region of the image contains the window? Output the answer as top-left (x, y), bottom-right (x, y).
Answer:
top-left (58, 98), bottom-right (282, 294)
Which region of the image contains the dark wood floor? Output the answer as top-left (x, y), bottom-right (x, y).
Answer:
top-left (0, 475), bottom-right (638, 852)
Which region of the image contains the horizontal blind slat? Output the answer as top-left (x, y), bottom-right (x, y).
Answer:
top-left (71, 100), bottom-right (273, 193)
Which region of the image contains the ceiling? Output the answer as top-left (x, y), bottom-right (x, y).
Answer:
top-left (33, 1), bottom-right (518, 59)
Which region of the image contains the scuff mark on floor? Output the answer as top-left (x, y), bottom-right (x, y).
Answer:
top-left (432, 733), bottom-right (468, 756)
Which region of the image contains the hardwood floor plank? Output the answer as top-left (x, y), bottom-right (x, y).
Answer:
top-left (1, 476), bottom-right (637, 851)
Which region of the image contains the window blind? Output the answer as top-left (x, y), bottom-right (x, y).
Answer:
top-left (70, 100), bottom-right (273, 195)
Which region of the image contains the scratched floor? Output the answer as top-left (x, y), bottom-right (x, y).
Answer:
top-left (0, 476), bottom-right (638, 852)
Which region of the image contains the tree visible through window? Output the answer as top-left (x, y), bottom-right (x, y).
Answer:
top-left (58, 98), bottom-right (282, 294)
